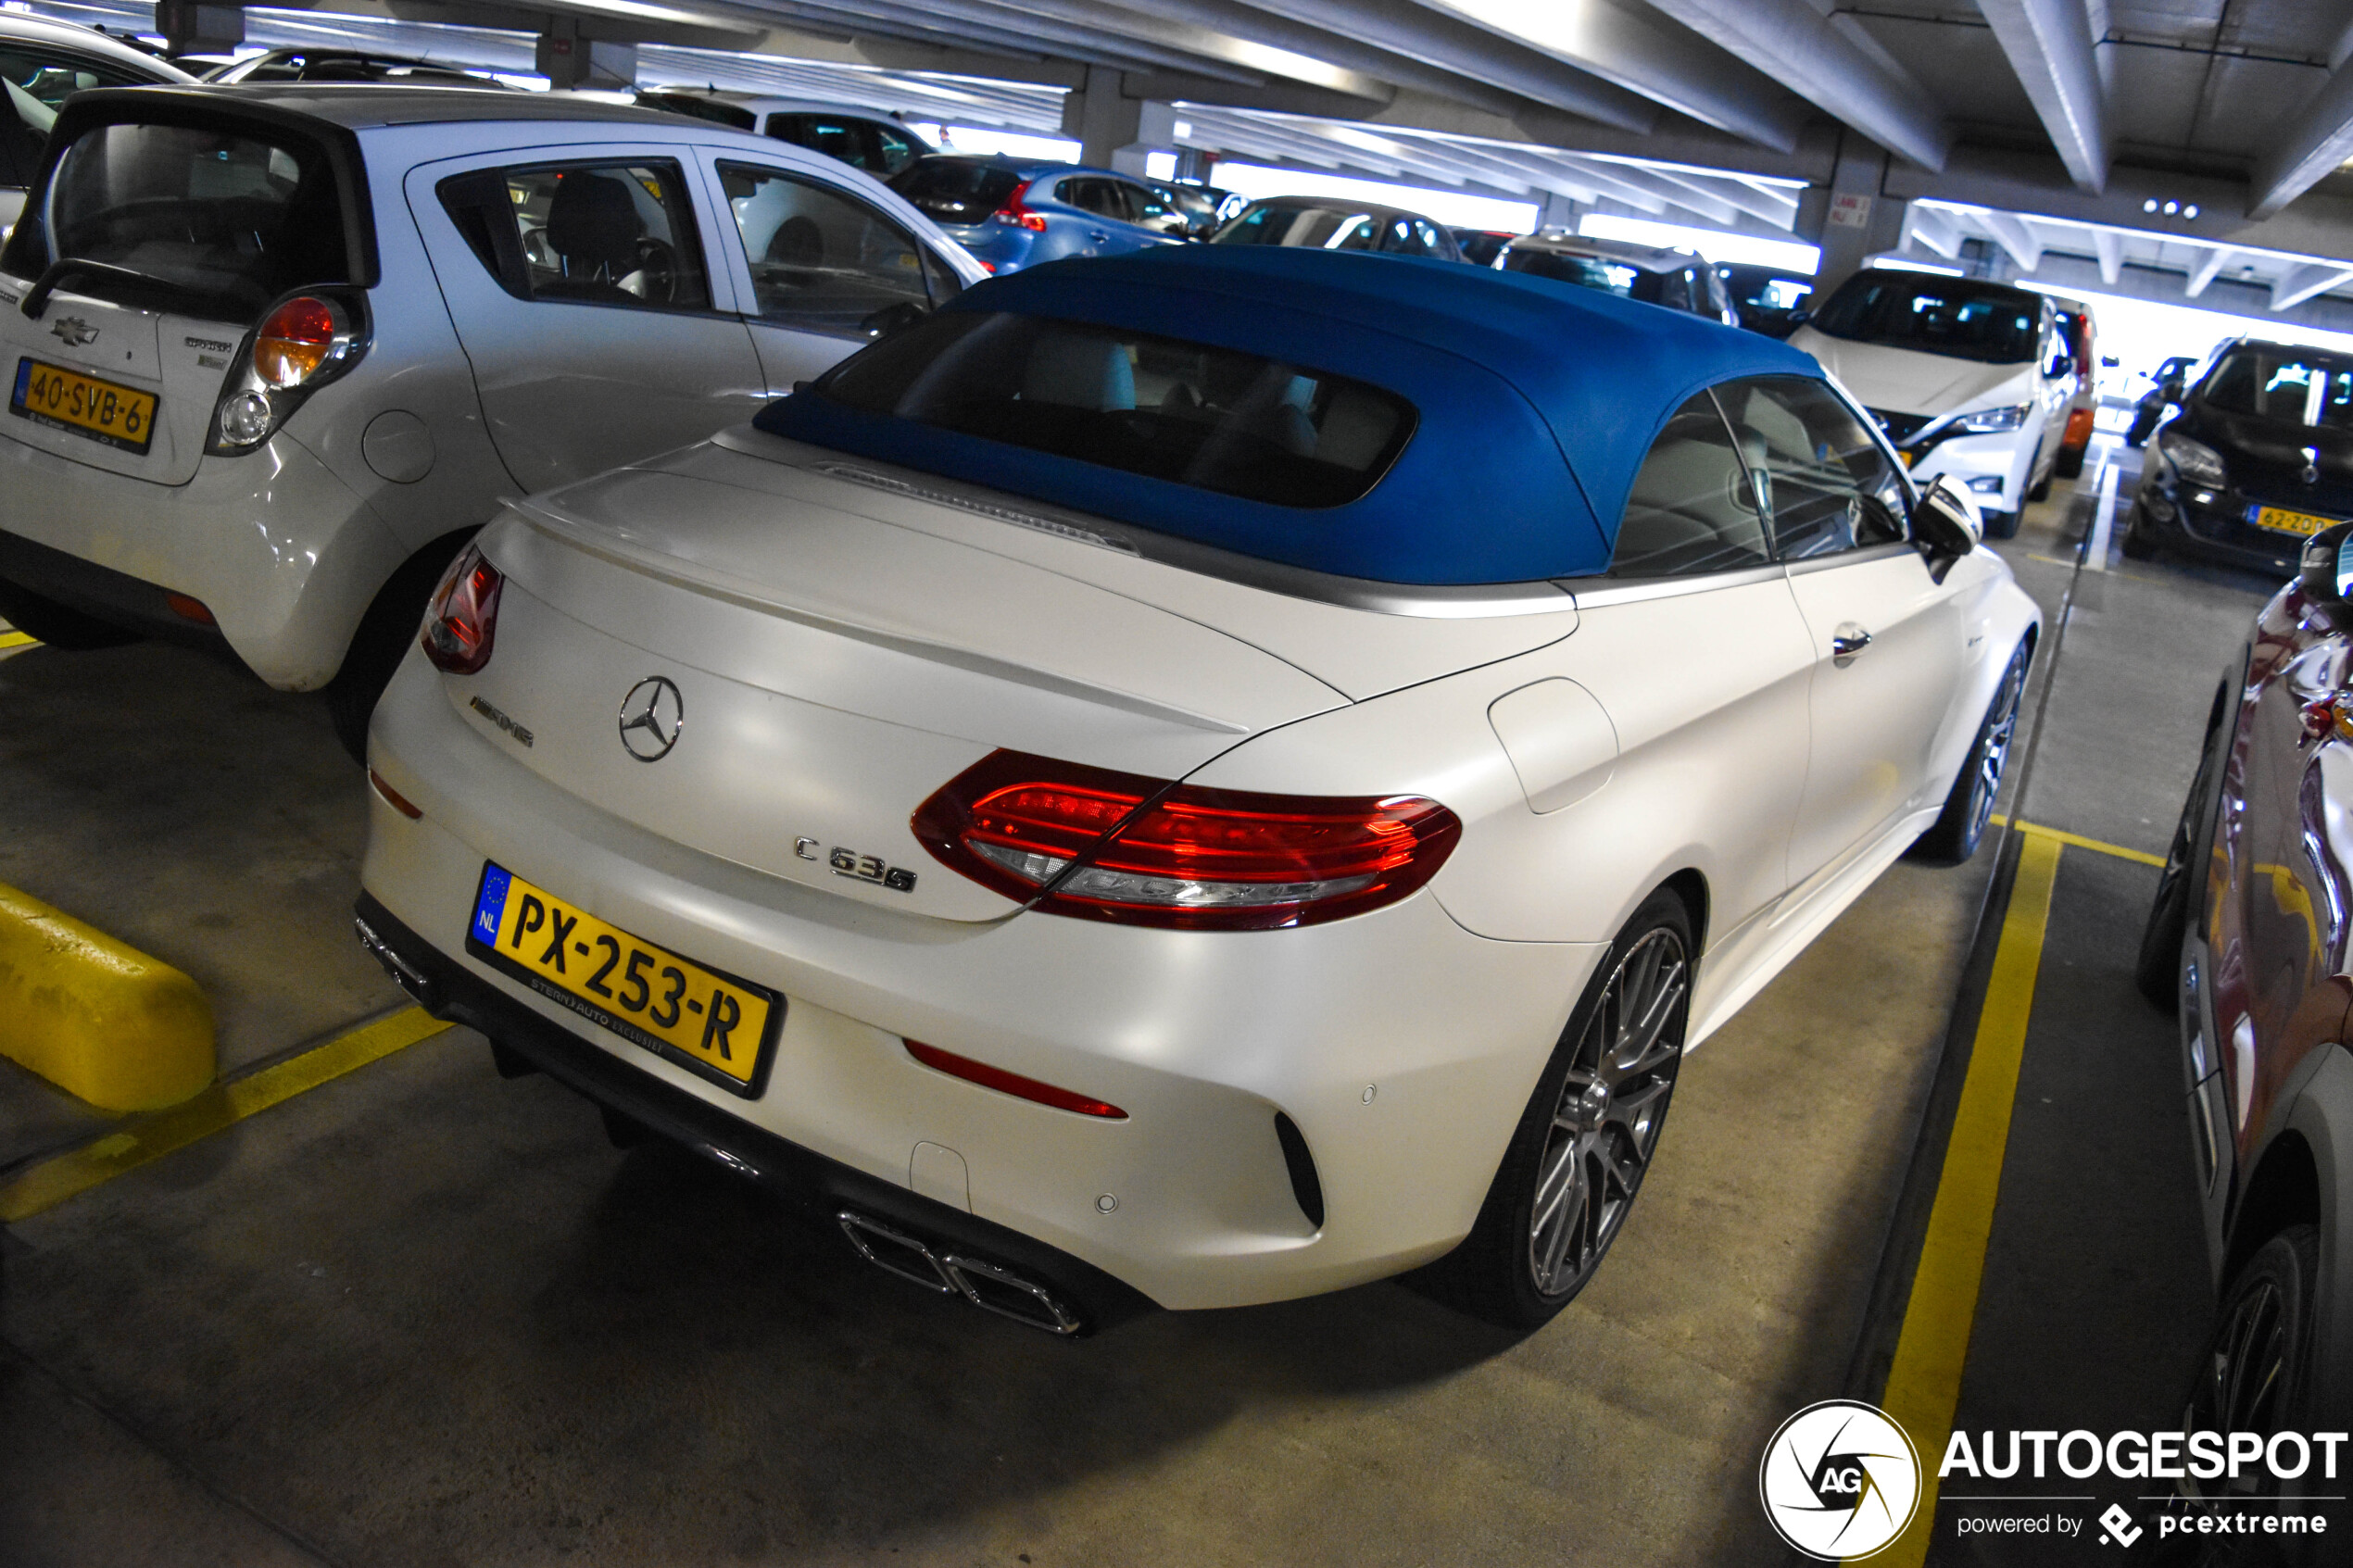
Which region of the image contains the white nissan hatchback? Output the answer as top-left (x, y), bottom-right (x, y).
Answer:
top-left (355, 247), bottom-right (2040, 1334)
top-left (0, 86), bottom-right (985, 756)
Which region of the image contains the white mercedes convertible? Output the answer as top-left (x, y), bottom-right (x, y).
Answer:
top-left (354, 246), bottom-right (2040, 1335)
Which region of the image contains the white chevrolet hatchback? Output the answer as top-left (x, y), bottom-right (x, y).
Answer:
top-left (0, 86), bottom-right (985, 755)
top-left (355, 247), bottom-right (2040, 1334)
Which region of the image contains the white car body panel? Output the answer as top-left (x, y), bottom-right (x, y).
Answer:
top-left (361, 429), bottom-right (2043, 1310)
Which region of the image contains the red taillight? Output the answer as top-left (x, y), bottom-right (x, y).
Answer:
top-left (994, 181), bottom-right (1050, 232)
top-left (420, 541), bottom-right (503, 675)
top-left (369, 769), bottom-right (423, 819)
top-left (905, 1039), bottom-right (1126, 1118)
top-left (253, 295), bottom-right (339, 388)
top-left (911, 749), bottom-right (1462, 930)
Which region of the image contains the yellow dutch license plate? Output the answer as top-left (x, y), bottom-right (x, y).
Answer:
top-left (2254, 506), bottom-right (2336, 538)
top-left (9, 357), bottom-right (158, 454)
top-left (464, 862), bottom-right (781, 1096)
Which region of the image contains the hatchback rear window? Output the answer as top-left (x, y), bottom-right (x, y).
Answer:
top-left (890, 160), bottom-right (1020, 224)
top-left (1505, 248), bottom-right (1660, 305)
top-left (30, 121), bottom-right (353, 317)
top-left (818, 310), bottom-right (1416, 509)
top-left (1214, 204), bottom-right (1381, 250)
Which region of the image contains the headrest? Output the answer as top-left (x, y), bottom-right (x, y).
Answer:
top-left (1023, 329), bottom-right (1135, 411)
top-left (545, 172), bottom-right (642, 276)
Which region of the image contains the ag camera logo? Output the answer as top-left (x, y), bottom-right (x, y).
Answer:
top-left (1760, 1399), bottom-right (1923, 1561)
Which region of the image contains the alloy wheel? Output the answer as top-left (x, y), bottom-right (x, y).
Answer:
top-left (1964, 654), bottom-right (2028, 848)
top-left (1527, 927), bottom-right (1690, 1298)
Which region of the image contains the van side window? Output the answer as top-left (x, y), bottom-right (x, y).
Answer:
top-left (1714, 376), bottom-right (1907, 559)
top-left (1609, 391), bottom-right (1771, 577)
top-left (437, 161), bottom-right (711, 312)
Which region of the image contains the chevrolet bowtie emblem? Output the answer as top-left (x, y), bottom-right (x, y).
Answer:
top-left (49, 316), bottom-right (97, 347)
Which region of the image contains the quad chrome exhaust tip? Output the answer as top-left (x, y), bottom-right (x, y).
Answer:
top-left (836, 1210), bottom-right (1084, 1336)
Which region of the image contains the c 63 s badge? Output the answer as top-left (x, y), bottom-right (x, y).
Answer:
top-left (795, 836), bottom-right (917, 893)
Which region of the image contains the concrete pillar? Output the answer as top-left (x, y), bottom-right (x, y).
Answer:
top-left (154, 0), bottom-right (243, 55)
top-left (536, 20), bottom-right (635, 91)
top-left (1802, 134), bottom-right (1908, 295)
top-left (1174, 147), bottom-right (1215, 184)
top-left (1538, 190), bottom-right (1580, 234)
top-left (1060, 67), bottom-right (1175, 175)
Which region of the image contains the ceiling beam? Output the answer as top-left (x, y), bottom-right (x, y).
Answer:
top-left (1220, 0), bottom-right (1660, 133)
top-left (1972, 0), bottom-right (2109, 193)
top-left (1906, 205), bottom-right (1963, 257)
top-left (2092, 225), bottom-right (2122, 284)
top-left (1978, 210), bottom-right (2044, 270)
top-left (2250, 59), bottom-right (2353, 220)
top-left (2183, 247), bottom-right (2233, 298)
top-left (1554, 157), bottom-right (1741, 225)
top-left (2271, 263), bottom-right (2353, 312)
top-left (974, 0), bottom-right (1385, 94)
top-left (1402, 0), bottom-right (1810, 151)
top-left (1637, 0), bottom-right (1954, 169)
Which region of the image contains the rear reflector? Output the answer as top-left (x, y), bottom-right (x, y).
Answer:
top-left (368, 770), bottom-right (422, 819)
top-left (420, 541), bottom-right (502, 675)
top-left (904, 1039), bottom-right (1126, 1119)
top-left (912, 748), bottom-right (1460, 930)
top-left (164, 592), bottom-right (214, 625)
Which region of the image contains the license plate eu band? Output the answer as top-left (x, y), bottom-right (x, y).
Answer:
top-left (9, 357), bottom-right (158, 454)
top-left (464, 862), bottom-right (781, 1097)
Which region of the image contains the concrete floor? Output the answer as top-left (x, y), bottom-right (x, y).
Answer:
top-left (0, 457), bottom-right (2200, 1565)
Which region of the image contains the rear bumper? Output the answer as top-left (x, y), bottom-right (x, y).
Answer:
top-left (353, 889), bottom-right (1159, 1334)
top-left (2134, 469), bottom-right (2309, 571)
top-left (359, 646), bottom-right (1591, 1311)
top-left (0, 526), bottom-right (234, 654)
top-left (0, 425), bottom-right (406, 687)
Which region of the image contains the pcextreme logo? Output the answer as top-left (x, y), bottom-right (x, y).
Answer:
top-left (1759, 1400), bottom-right (1924, 1561)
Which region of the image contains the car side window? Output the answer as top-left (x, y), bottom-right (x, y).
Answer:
top-left (437, 161), bottom-right (711, 311)
top-left (717, 161), bottom-right (935, 336)
top-left (1059, 177), bottom-right (1104, 217)
top-left (1714, 376), bottom-right (1907, 559)
top-left (768, 115), bottom-right (872, 170)
top-left (1609, 390), bottom-right (1772, 577)
top-left (1655, 268), bottom-right (1692, 311)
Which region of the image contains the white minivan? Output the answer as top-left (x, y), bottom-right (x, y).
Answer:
top-left (0, 85), bottom-right (984, 757)
top-left (1789, 271), bottom-right (2075, 538)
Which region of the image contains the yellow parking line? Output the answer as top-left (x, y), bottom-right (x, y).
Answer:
top-left (0, 1007), bottom-right (447, 1223)
top-left (1991, 813), bottom-right (2166, 868)
top-left (1874, 831), bottom-right (2065, 1563)
top-left (0, 632), bottom-right (36, 651)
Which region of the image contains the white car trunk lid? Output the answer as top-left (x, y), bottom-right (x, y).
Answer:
top-left (454, 470), bottom-right (1355, 921)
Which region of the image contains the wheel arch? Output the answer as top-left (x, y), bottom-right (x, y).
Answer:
top-left (2225, 1129), bottom-right (2322, 1287)
top-left (1657, 867), bottom-right (1710, 957)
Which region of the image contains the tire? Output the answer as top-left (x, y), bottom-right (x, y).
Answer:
top-left (0, 575), bottom-right (139, 650)
top-left (2120, 502), bottom-right (2164, 561)
top-left (2053, 444), bottom-right (2086, 481)
top-left (324, 533), bottom-right (473, 766)
top-left (1413, 888), bottom-right (1693, 1329)
top-left (2027, 458), bottom-right (2053, 503)
top-left (1909, 641), bottom-right (2031, 866)
top-left (2136, 694), bottom-right (2225, 1008)
top-left (2183, 1226), bottom-right (2321, 1497)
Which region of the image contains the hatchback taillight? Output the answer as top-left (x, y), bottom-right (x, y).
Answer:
top-left (912, 750), bottom-right (1461, 930)
top-left (994, 181), bottom-right (1050, 232)
top-left (253, 296), bottom-right (339, 387)
top-left (420, 542), bottom-right (502, 675)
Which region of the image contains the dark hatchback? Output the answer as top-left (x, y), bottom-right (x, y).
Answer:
top-left (2125, 339), bottom-right (2353, 572)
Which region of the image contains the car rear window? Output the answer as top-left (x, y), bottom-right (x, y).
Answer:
top-left (817, 309), bottom-right (1416, 509)
top-left (1504, 248), bottom-right (1665, 306)
top-left (28, 120), bottom-right (354, 317)
top-left (1213, 204), bottom-right (1381, 250)
top-left (890, 160), bottom-right (1021, 224)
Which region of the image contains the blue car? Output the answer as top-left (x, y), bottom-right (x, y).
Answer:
top-left (888, 155), bottom-right (1186, 274)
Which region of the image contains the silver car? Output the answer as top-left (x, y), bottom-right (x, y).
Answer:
top-left (2, 14), bottom-right (194, 234)
top-left (0, 86), bottom-right (985, 756)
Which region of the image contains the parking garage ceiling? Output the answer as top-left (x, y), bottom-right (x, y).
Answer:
top-left (32, 0), bottom-right (2353, 317)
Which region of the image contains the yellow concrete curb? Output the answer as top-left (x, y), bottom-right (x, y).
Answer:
top-left (0, 884), bottom-right (215, 1112)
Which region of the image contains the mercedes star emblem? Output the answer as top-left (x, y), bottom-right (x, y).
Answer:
top-left (617, 676), bottom-right (685, 762)
top-left (50, 316), bottom-right (97, 347)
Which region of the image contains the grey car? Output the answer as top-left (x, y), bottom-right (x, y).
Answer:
top-left (1499, 232), bottom-right (1740, 327)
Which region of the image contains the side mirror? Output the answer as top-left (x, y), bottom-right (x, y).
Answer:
top-left (2297, 521), bottom-right (2353, 602)
top-left (2049, 354), bottom-right (2075, 380)
top-left (2101, 355), bottom-right (2120, 368)
top-left (2160, 377), bottom-right (2185, 404)
top-left (1913, 475), bottom-right (1981, 576)
top-left (860, 300), bottom-right (928, 341)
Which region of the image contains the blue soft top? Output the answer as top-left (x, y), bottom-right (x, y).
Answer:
top-left (754, 245), bottom-right (1823, 584)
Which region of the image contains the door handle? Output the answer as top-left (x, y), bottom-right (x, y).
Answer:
top-left (1831, 624), bottom-right (1873, 660)
top-left (1088, 230), bottom-right (1110, 243)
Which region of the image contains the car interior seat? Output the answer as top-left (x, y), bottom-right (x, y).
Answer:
top-left (1024, 330), bottom-right (1136, 411)
top-left (543, 172), bottom-right (645, 294)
